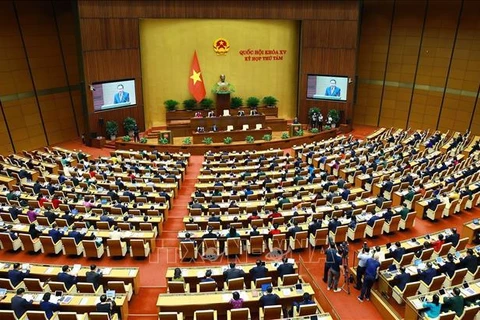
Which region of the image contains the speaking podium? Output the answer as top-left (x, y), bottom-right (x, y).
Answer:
top-left (216, 93), bottom-right (230, 116)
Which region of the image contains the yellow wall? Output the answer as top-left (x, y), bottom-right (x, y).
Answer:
top-left (140, 19), bottom-right (299, 127)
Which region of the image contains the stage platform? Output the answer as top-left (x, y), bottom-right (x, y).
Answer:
top-left (115, 127), bottom-right (349, 155)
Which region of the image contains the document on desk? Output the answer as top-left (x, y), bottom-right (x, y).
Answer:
top-left (80, 297), bottom-right (89, 305)
top-left (282, 289), bottom-right (291, 296)
top-left (412, 298), bottom-right (423, 309)
top-left (129, 269), bottom-right (136, 276)
top-left (45, 267), bottom-right (54, 274)
top-left (222, 294), bottom-right (231, 302)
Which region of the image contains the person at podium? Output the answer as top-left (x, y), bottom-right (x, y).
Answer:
top-left (113, 84), bottom-right (130, 104)
top-left (211, 124), bottom-right (218, 132)
top-left (212, 74), bottom-right (235, 94)
top-left (250, 108), bottom-right (258, 116)
top-left (325, 79), bottom-right (341, 97)
top-left (194, 111), bottom-right (203, 118)
top-left (238, 110), bottom-right (245, 116)
top-left (207, 110), bottom-right (215, 118)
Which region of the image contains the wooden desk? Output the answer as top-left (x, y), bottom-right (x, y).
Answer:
top-left (91, 137), bottom-right (106, 148)
top-left (462, 220), bottom-right (480, 244)
top-left (0, 175), bottom-right (15, 189)
top-left (156, 284), bottom-right (315, 318)
top-left (190, 114), bottom-right (266, 131)
top-left (0, 290), bottom-right (128, 319)
top-left (0, 261), bottom-right (140, 294)
top-left (165, 261), bottom-right (298, 291)
top-left (192, 128), bottom-right (272, 144)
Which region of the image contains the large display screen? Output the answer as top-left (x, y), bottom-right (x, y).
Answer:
top-left (306, 75), bottom-right (348, 102)
top-left (92, 79), bottom-right (136, 112)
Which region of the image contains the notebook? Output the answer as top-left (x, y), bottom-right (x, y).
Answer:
top-left (106, 290), bottom-right (115, 299)
top-left (414, 259), bottom-right (422, 267)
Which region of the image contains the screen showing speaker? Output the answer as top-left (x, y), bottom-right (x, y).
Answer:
top-left (92, 79), bottom-right (137, 112)
top-left (306, 75), bottom-right (348, 102)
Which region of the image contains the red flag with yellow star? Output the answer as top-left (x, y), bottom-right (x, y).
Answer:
top-left (188, 51), bottom-right (206, 102)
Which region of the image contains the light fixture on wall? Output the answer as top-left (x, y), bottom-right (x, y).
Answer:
top-left (89, 84), bottom-right (95, 91)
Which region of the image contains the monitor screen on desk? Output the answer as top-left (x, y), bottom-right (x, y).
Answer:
top-left (306, 74), bottom-right (348, 102)
top-left (92, 79), bottom-right (136, 112)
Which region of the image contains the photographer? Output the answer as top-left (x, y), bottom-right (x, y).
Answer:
top-left (355, 244), bottom-right (371, 290)
top-left (323, 242), bottom-right (337, 283)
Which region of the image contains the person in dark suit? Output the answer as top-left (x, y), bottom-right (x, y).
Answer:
top-left (393, 267), bottom-right (410, 291)
top-left (390, 242), bottom-right (405, 263)
top-left (11, 288), bottom-right (33, 318)
top-left (460, 249), bottom-right (478, 273)
top-left (287, 221), bottom-right (302, 239)
top-left (308, 219), bottom-right (323, 236)
top-left (200, 270), bottom-right (216, 283)
top-left (113, 84), bottom-right (129, 104)
top-left (208, 212), bottom-right (221, 222)
top-left (324, 79), bottom-right (341, 97)
top-left (428, 196), bottom-right (441, 211)
top-left (223, 263), bottom-right (246, 281)
top-left (418, 262), bottom-right (437, 285)
top-left (277, 257), bottom-right (295, 278)
top-left (96, 294), bottom-right (116, 316)
top-left (328, 216), bottom-right (341, 233)
top-left (100, 212), bottom-right (115, 227)
top-left (374, 194), bottom-right (385, 208)
top-left (445, 228), bottom-right (460, 248)
top-left (57, 265), bottom-right (78, 290)
top-left (48, 224), bottom-right (64, 244)
top-left (383, 208), bottom-right (394, 223)
top-left (259, 286), bottom-right (280, 307)
top-left (249, 225), bottom-right (260, 236)
top-left (85, 264), bottom-right (103, 290)
top-left (67, 226), bottom-right (84, 244)
top-left (8, 206), bottom-right (22, 220)
top-left (249, 260), bottom-right (268, 281)
top-left (39, 292), bottom-right (60, 319)
top-left (440, 253), bottom-right (457, 278)
top-left (8, 263), bottom-right (30, 287)
top-left (44, 210), bottom-right (59, 225)
top-left (382, 178), bottom-right (394, 194)
top-left (366, 214), bottom-right (380, 227)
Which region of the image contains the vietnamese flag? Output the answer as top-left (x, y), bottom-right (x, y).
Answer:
top-left (188, 51), bottom-right (206, 102)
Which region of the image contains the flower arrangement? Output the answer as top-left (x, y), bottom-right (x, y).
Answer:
top-left (294, 129), bottom-right (304, 136)
top-left (122, 135), bottom-right (131, 142)
top-left (224, 137), bottom-right (233, 144)
top-left (106, 121), bottom-right (118, 140)
top-left (140, 137), bottom-right (148, 143)
top-left (230, 97), bottom-right (243, 109)
top-left (182, 137), bottom-right (192, 145)
top-left (246, 97), bottom-right (260, 109)
top-left (310, 128), bottom-right (319, 133)
top-left (164, 99), bottom-right (179, 111)
top-left (200, 98), bottom-right (214, 110)
top-left (123, 117), bottom-right (137, 135)
top-left (263, 134), bottom-right (272, 141)
top-left (245, 135), bottom-right (254, 143)
top-left (262, 96), bottom-right (278, 107)
top-left (281, 132), bottom-right (290, 139)
top-left (202, 137), bottom-right (213, 145)
top-left (183, 99), bottom-right (197, 111)
top-left (159, 137), bottom-right (169, 144)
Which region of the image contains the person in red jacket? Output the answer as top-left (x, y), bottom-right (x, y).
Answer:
top-left (430, 234), bottom-right (445, 252)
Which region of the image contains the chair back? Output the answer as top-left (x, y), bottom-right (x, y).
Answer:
top-left (429, 274), bottom-right (447, 291)
top-left (56, 219), bottom-right (69, 227)
top-left (207, 221), bottom-right (221, 230)
top-left (450, 268), bottom-right (468, 286)
top-left (403, 281), bottom-right (421, 298)
top-left (24, 278), bottom-right (45, 291)
top-left (186, 223), bottom-right (200, 230)
top-left (229, 308), bottom-right (249, 320)
top-left (292, 231), bottom-right (308, 249)
top-left (398, 252), bottom-right (415, 266)
top-left (0, 310), bottom-right (17, 320)
top-left (226, 237), bottom-right (242, 255)
top-left (168, 281), bottom-right (186, 293)
top-left (353, 222), bottom-right (367, 240)
top-left (130, 239), bottom-right (149, 258)
top-left (437, 243), bottom-right (453, 257)
top-left (332, 225), bottom-right (348, 243)
top-left (248, 235), bottom-right (264, 255)
top-left (158, 312), bottom-right (182, 320)
top-left (271, 234), bottom-right (286, 251)
top-left (386, 215), bottom-right (401, 233)
top-left (460, 305), bottom-right (480, 320)
top-left (438, 311), bottom-right (456, 320)
top-left (379, 258), bottom-right (394, 271)
top-left (39, 236), bottom-right (59, 253)
top-left (88, 313), bottom-right (111, 320)
top-left (25, 311), bottom-right (49, 320)
top-left (194, 310), bottom-right (215, 320)
top-left (63, 237), bottom-right (83, 256)
top-left (282, 273), bottom-right (299, 286)
top-left (371, 218), bottom-right (385, 236)
top-left (83, 240), bottom-right (104, 258)
top-left (298, 304), bottom-right (318, 316)
top-left (57, 312), bottom-right (84, 320)
top-left (48, 281), bottom-right (68, 292)
top-left (18, 215), bottom-right (31, 224)
top-left (19, 233), bottom-right (39, 252)
top-left (106, 239), bottom-right (125, 257)
top-left (0, 278), bottom-right (15, 290)
top-left (419, 247), bottom-right (434, 261)
top-left (180, 241), bottom-right (196, 260)
top-left (312, 228), bottom-right (328, 247)
top-left (107, 281), bottom-right (127, 293)
top-left (117, 223), bottom-right (131, 231)
top-left (262, 305), bottom-right (282, 320)
top-left (36, 216), bottom-right (51, 226)
top-left (203, 239), bottom-right (219, 256)
top-left (97, 221), bottom-right (111, 230)
top-left (254, 277), bottom-right (272, 288)
top-left (250, 219), bottom-right (264, 228)
top-left (139, 222), bottom-right (154, 232)
top-left (77, 282), bottom-right (97, 293)
top-left (198, 281), bottom-right (217, 292)
top-left (227, 277), bottom-right (244, 290)
top-left (454, 237), bottom-right (469, 251)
